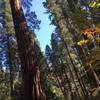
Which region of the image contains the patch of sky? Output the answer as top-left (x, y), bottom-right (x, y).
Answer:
top-left (32, 0), bottom-right (55, 52)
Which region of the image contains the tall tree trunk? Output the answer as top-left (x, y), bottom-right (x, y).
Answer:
top-left (9, 0), bottom-right (46, 100)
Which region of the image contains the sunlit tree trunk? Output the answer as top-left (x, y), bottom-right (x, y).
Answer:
top-left (9, 0), bottom-right (46, 100)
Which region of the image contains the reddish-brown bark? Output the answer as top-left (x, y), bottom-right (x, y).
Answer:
top-left (9, 0), bottom-right (46, 100)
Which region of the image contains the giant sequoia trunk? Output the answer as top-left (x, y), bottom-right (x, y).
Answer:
top-left (9, 0), bottom-right (46, 100)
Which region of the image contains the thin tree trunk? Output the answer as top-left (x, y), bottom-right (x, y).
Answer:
top-left (52, 56), bottom-right (69, 100)
top-left (54, 69), bottom-right (67, 100)
top-left (61, 37), bottom-right (89, 100)
top-left (81, 46), bottom-right (100, 86)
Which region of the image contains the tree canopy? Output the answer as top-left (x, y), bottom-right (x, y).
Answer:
top-left (0, 0), bottom-right (100, 100)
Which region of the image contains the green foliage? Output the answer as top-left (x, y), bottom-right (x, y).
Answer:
top-left (83, 47), bottom-right (100, 69)
top-left (0, 70), bottom-right (11, 100)
top-left (72, 8), bottom-right (91, 30)
top-left (89, 2), bottom-right (100, 8)
top-left (13, 81), bottom-right (24, 100)
top-left (0, 68), bottom-right (23, 100)
top-left (45, 79), bottom-right (64, 100)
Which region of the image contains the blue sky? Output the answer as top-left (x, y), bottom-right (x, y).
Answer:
top-left (32, 0), bottom-right (55, 51)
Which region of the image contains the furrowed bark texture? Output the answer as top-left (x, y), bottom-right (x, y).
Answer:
top-left (9, 0), bottom-right (46, 100)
